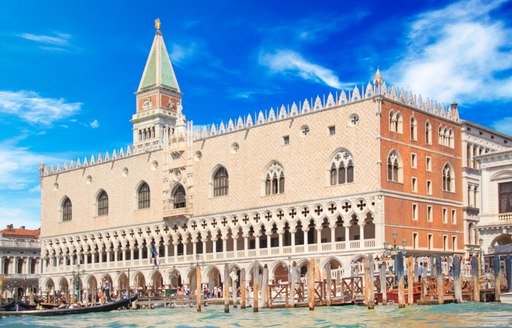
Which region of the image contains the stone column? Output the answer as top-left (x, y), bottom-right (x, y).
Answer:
top-left (278, 232), bottom-right (283, 254)
top-left (359, 223), bottom-right (365, 245)
top-left (316, 228), bottom-right (322, 247)
top-left (173, 242), bottom-right (179, 263)
top-left (330, 225), bottom-right (336, 247)
top-left (255, 233), bottom-right (261, 256)
top-left (243, 233), bottom-right (249, 257)
top-left (303, 229), bottom-right (309, 252)
top-left (290, 229), bottom-right (296, 254)
top-left (266, 234), bottom-right (271, 250)
top-left (345, 224), bottom-right (350, 249)
top-left (164, 241), bottom-right (170, 260)
top-left (468, 144), bottom-right (473, 168)
top-left (222, 236), bottom-right (227, 258)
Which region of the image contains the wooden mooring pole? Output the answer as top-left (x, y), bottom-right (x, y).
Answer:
top-left (471, 256), bottom-right (480, 302)
top-left (308, 258), bottom-right (315, 311)
top-left (224, 264), bottom-right (230, 313)
top-left (289, 261), bottom-right (297, 308)
top-left (453, 255), bottom-right (462, 303)
top-left (380, 262), bottom-right (387, 305)
top-left (407, 256), bottom-right (413, 306)
top-left (436, 256), bottom-right (444, 305)
top-left (397, 252), bottom-right (405, 308)
top-left (253, 261), bottom-right (259, 312)
top-left (196, 265), bottom-right (202, 312)
top-left (262, 265), bottom-right (269, 308)
top-left (232, 268), bottom-right (238, 308)
top-left (326, 262), bottom-right (332, 306)
top-left (494, 255), bottom-right (501, 302)
top-left (367, 255), bottom-right (375, 309)
top-left (240, 268), bottom-right (247, 309)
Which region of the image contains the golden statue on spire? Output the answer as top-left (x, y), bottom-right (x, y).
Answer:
top-left (155, 18), bottom-right (161, 30)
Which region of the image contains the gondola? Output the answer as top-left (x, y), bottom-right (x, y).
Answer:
top-left (1, 294), bottom-right (138, 316)
top-left (0, 300), bottom-right (15, 310)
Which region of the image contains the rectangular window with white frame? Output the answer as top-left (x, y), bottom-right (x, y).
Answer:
top-left (412, 203), bottom-right (418, 221)
top-left (452, 236), bottom-right (457, 251)
top-left (411, 153), bottom-right (417, 168)
top-left (427, 180), bottom-right (432, 195)
top-left (427, 206), bottom-right (433, 222)
top-left (412, 177), bottom-right (417, 192)
top-left (428, 234), bottom-right (433, 250)
top-left (442, 208), bottom-right (448, 224)
top-left (443, 235), bottom-right (448, 250)
top-left (426, 156), bottom-right (432, 171)
top-left (451, 209), bottom-right (456, 224)
top-left (413, 232), bottom-right (418, 249)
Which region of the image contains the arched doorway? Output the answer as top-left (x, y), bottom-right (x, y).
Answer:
top-left (86, 276), bottom-right (98, 304)
top-left (58, 277), bottom-right (69, 298)
top-left (151, 271), bottom-right (164, 296)
top-left (118, 273), bottom-right (129, 295)
top-left (207, 266), bottom-right (222, 296)
top-left (133, 272), bottom-right (146, 294)
top-left (273, 262), bottom-right (289, 283)
top-left (169, 269), bottom-right (182, 289)
top-left (324, 258), bottom-right (344, 280)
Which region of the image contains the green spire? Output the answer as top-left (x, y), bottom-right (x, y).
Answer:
top-left (138, 29), bottom-right (180, 92)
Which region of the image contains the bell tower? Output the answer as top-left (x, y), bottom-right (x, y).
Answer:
top-left (132, 19), bottom-right (182, 148)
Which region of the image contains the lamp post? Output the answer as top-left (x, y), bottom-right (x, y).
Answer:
top-left (479, 238), bottom-right (484, 274)
top-left (71, 264), bottom-right (85, 303)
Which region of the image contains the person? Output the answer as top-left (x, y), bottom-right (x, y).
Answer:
top-left (418, 262), bottom-right (424, 281)
top-left (57, 298), bottom-right (67, 309)
top-left (103, 278), bottom-right (111, 302)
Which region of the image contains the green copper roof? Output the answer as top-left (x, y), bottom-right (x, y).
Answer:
top-left (138, 31), bottom-right (180, 92)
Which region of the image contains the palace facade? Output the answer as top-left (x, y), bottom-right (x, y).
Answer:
top-left (38, 25), bottom-right (512, 296)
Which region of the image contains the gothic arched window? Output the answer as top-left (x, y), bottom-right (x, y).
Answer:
top-left (425, 121), bottom-right (432, 144)
top-left (213, 167), bottom-right (229, 197)
top-left (330, 150), bottom-right (354, 185)
top-left (173, 185), bottom-right (186, 208)
top-left (443, 163), bottom-right (454, 192)
top-left (97, 190), bottom-right (109, 216)
top-left (330, 163), bottom-right (337, 186)
top-left (410, 116), bottom-right (417, 140)
top-left (387, 150), bottom-right (402, 183)
top-left (62, 197), bottom-right (72, 221)
top-left (138, 182), bottom-right (150, 209)
top-left (264, 162), bottom-right (285, 195)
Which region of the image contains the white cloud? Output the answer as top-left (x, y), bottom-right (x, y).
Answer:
top-left (492, 117), bottom-right (512, 136)
top-left (0, 138), bottom-right (67, 191)
top-left (0, 90), bottom-right (82, 125)
top-left (89, 119), bottom-right (100, 128)
top-left (259, 50), bottom-right (343, 89)
top-left (387, 0), bottom-right (512, 104)
top-left (19, 32), bottom-right (71, 46)
top-left (170, 43), bottom-right (199, 64)
top-left (0, 201), bottom-right (41, 229)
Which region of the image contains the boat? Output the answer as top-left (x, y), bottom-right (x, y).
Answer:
top-left (0, 294), bottom-right (138, 316)
top-left (0, 300), bottom-right (15, 310)
top-left (501, 292), bottom-right (512, 304)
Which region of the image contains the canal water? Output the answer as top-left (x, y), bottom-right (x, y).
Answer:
top-left (1, 303), bottom-right (511, 327)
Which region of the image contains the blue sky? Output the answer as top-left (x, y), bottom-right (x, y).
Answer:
top-left (0, 0), bottom-right (511, 229)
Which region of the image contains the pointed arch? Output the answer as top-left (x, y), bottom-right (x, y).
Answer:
top-left (137, 181), bottom-right (150, 209)
top-left (410, 116), bottom-right (417, 140)
top-left (213, 166), bottom-right (229, 197)
top-left (329, 148), bottom-right (355, 185)
top-left (264, 161), bottom-right (285, 195)
top-left (442, 162), bottom-right (455, 192)
top-left (425, 120), bottom-right (432, 144)
top-left (171, 184), bottom-right (186, 208)
top-left (387, 149), bottom-right (403, 183)
top-left (97, 189), bottom-right (109, 216)
top-left (62, 196), bottom-right (72, 221)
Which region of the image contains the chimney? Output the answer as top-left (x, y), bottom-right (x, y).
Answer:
top-left (6, 224), bottom-right (13, 230)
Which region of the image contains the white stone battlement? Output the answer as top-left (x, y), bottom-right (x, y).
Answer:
top-left (41, 143), bottom-right (163, 177)
top-left (192, 81), bottom-right (460, 141)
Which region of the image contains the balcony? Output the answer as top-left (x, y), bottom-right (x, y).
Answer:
top-left (43, 239), bottom-right (378, 275)
top-left (163, 205), bottom-right (193, 220)
top-left (498, 213), bottom-right (512, 221)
